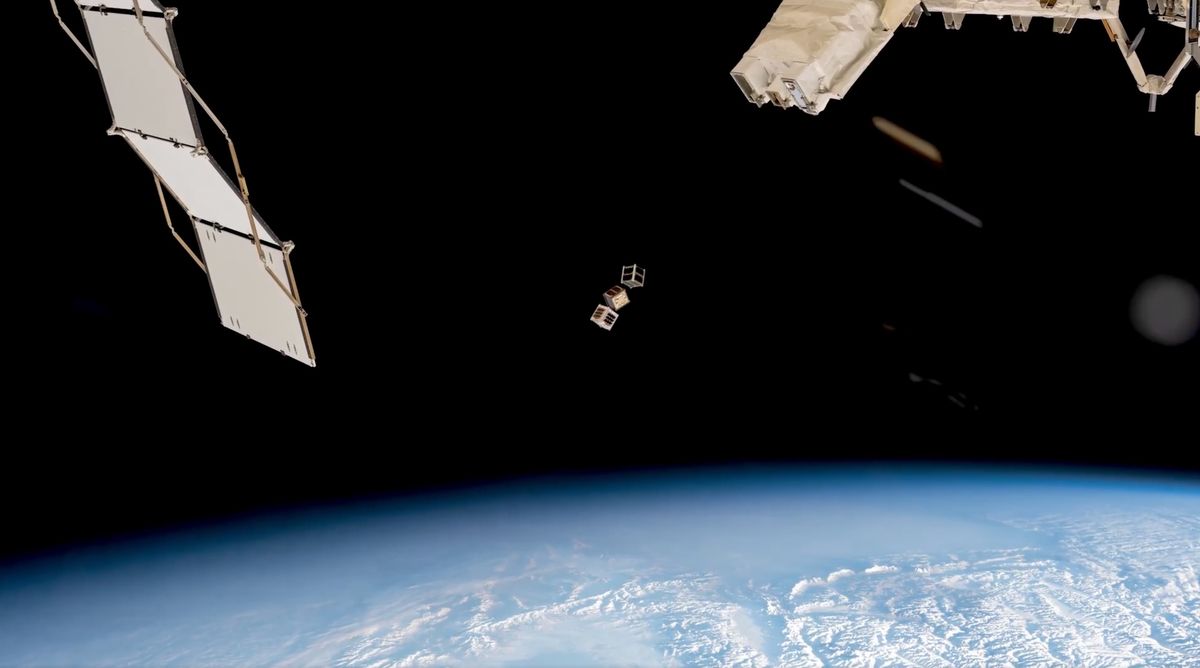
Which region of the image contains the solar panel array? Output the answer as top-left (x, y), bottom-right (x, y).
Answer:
top-left (54, 0), bottom-right (315, 365)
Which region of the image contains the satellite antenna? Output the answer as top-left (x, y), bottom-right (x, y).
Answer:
top-left (50, 0), bottom-right (316, 365)
top-left (731, 0), bottom-right (1200, 134)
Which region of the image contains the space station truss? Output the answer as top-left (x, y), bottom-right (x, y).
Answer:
top-left (50, 0), bottom-right (316, 365)
top-left (732, 0), bottom-right (1200, 133)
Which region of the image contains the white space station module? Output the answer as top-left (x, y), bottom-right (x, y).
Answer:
top-left (732, 0), bottom-right (1200, 134)
top-left (50, 0), bottom-right (316, 365)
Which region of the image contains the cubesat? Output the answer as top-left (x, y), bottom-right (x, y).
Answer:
top-left (591, 265), bottom-right (646, 331)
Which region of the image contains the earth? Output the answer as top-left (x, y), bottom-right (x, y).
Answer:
top-left (1, 468), bottom-right (1198, 666)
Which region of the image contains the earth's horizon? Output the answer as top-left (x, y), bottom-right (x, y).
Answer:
top-left (1, 466), bottom-right (1198, 666)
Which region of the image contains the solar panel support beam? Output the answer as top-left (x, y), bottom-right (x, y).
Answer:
top-left (154, 173), bottom-right (206, 271)
top-left (50, 0), bottom-right (98, 68)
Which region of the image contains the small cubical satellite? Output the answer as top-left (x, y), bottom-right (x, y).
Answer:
top-left (732, 0), bottom-right (1200, 134)
top-left (590, 305), bottom-right (620, 331)
top-left (590, 265), bottom-right (646, 331)
top-left (50, 0), bottom-right (316, 365)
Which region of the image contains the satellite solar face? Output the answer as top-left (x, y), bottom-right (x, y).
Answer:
top-left (6, 0), bottom-right (1199, 664)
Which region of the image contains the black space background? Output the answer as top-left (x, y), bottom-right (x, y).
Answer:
top-left (6, 2), bottom-right (1198, 560)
